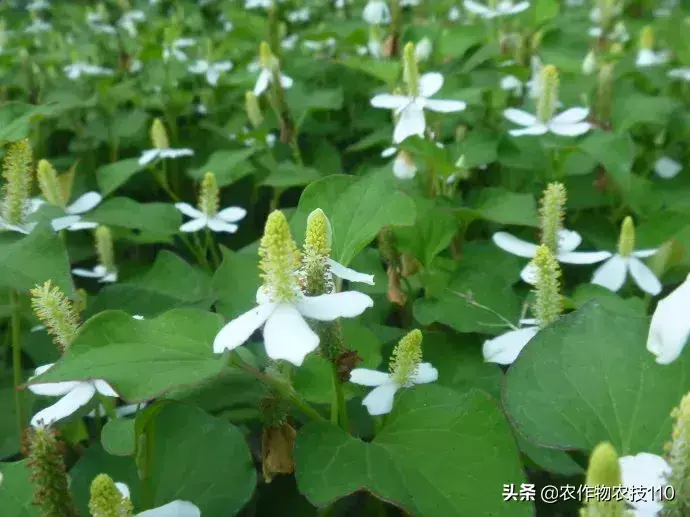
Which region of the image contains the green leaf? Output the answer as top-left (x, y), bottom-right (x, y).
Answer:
top-left (458, 188), bottom-right (539, 228)
top-left (292, 172), bottom-right (416, 265)
top-left (32, 309), bottom-right (226, 402)
top-left (532, 0), bottom-right (559, 25)
top-left (0, 102), bottom-right (57, 144)
top-left (504, 302), bottom-right (690, 455)
top-left (0, 224), bottom-right (75, 296)
top-left (295, 387), bottom-right (531, 516)
top-left (455, 130), bottom-right (499, 168)
top-left (0, 378), bottom-right (35, 459)
top-left (0, 460), bottom-right (41, 517)
top-left (96, 158), bottom-right (145, 196)
top-left (102, 418), bottom-right (136, 456)
top-left (146, 403), bottom-right (256, 515)
top-left (438, 26), bottom-right (484, 58)
top-left (579, 131), bottom-right (634, 193)
top-left (260, 163), bottom-right (323, 188)
top-left (613, 94), bottom-right (679, 131)
top-left (188, 148), bottom-right (258, 187)
top-left (88, 198), bottom-right (182, 235)
top-left (334, 59), bottom-right (401, 85)
top-left (212, 247), bottom-right (261, 319)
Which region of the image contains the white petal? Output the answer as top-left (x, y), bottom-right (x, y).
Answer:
top-left (482, 327), bottom-right (539, 365)
top-left (620, 453), bottom-right (670, 517)
top-left (424, 99), bottom-right (467, 113)
top-left (115, 482), bottom-right (130, 499)
top-left (393, 103), bottom-right (426, 143)
top-left (548, 121), bottom-right (592, 137)
top-left (207, 218), bottom-right (238, 233)
top-left (159, 149), bottom-right (194, 159)
top-left (30, 383), bottom-right (96, 427)
top-left (628, 256), bottom-right (662, 296)
top-left (381, 147), bottom-right (397, 158)
top-left (188, 60), bottom-right (208, 74)
top-left (68, 221), bottom-right (99, 231)
top-left (29, 380), bottom-right (81, 397)
top-left (214, 61), bottom-right (233, 72)
top-left (137, 501), bottom-right (201, 517)
top-left (296, 291), bottom-right (374, 321)
top-left (411, 362), bottom-right (438, 384)
top-left (501, 75), bottom-right (523, 93)
top-left (174, 202), bottom-right (204, 219)
top-left (418, 72), bottom-right (444, 98)
top-left (492, 232), bottom-right (538, 258)
top-left (138, 149), bottom-right (160, 166)
top-left (362, 382), bottom-right (400, 415)
top-left (647, 274), bottom-right (690, 365)
top-left (520, 262), bottom-right (538, 285)
top-left (591, 255), bottom-right (628, 292)
top-left (654, 157), bottom-right (682, 179)
top-left (349, 368), bottom-right (390, 387)
top-left (253, 69), bottom-right (271, 95)
top-left (550, 107), bottom-right (589, 125)
top-left (464, 0), bottom-right (494, 17)
top-left (206, 69), bottom-right (220, 86)
top-left (632, 249), bottom-right (658, 258)
top-left (557, 229), bottom-right (582, 252)
top-left (32, 364), bottom-right (55, 376)
top-left (263, 304), bottom-right (319, 366)
top-left (66, 192), bottom-right (102, 214)
top-left (179, 218), bottom-right (208, 232)
top-left (51, 215), bottom-right (82, 231)
top-left (510, 125), bottom-right (549, 136)
top-left (370, 93), bottom-right (409, 110)
top-left (94, 380), bottom-right (118, 397)
top-left (213, 303), bottom-right (276, 353)
top-left (504, 108), bottom-right (537, 126)
top-left (392, 152), bottom-right (417, 179)
top-left (72, 267), bottom-right (106, 278)
top-left (557, 250), bottom-right (613, 264)
top-left (506, 1), bottom-right (529, 14)
top-left (217, 206), bottom-right (247, 222)
top-left (327, 259), bottom-right (375, 285)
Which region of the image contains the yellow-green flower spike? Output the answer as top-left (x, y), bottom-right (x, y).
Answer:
top-left (403, 42), bottom-right (420, 97)
top-left (597, 63), bottom-right (614, 123)
top-left (245, 91), bottom-right (264, 128)
top-left (1, 139), bottom-right (33, 226)
top-left (88, 474), bottom-right (134, 517)
top-left (389, 329), bottom-right (423, 386)
top-left (639, 25), bottom-right (654, 50)
top-left (302, 208), bottom-right (333, 296)
top-left (533, 245), bottom-right (562, 328)
top-left (95, 226), bottom-right (116, 273)
top-left (663, 392), bottom-right (690, 516)
top-left (259, 211), bottom-right (301, 303)
top-left (150, 118), bottom-right (170, 150)
top-left (198, 172), bottom-right (219, 217)
top-left (37, 159), bottom-right (66, 208)
top-left (259, 41), bottom-right (277, 72)
top-left (580, 442), bottom-right (629, 517)
top-left (597, 0), bottom-right (618, 31)
top-left (25, 427), bottom-right (78, 517)
top-left (537, 65), bottom-right (559, 123)
top-left (617, 216), bottom-right (635, 258)
top-left (539, 182), bottom-right (567, 254)
top-left (30, 280), bottom-right (80, 353)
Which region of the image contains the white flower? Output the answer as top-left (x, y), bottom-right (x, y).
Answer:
top-left (591, 248), bottom-right (660, 295)
top-left (669, 68), bottom-right (690, 81)
top-left (214, 284), bottom-right (374, 366)
top-left (400, 0), bottom-right (420, 5)
top-left (28, 363), bottom-right (118, 427)
top-left (349, 363), bottom-right (438, 415)
top-left (287, 8), bottom-right (310, 23)
top-left (382, 147), bottom-right (417, 180)
top-left (64, 63), bottom-right (114, 80)
top-left (303, 38), bottom-right (337, 53)
top-left (619, 453), bottom-right (671, 517)
top-left (27, 0), bottom-right (50, 10)
top-left (371, 72), bottom-right (467, 144)
top-left (138, 147), bottom-right (194, 166)
top-left (281, 34), bottom-right (299, 50)
top-left (483, 318), bottom-right (538, 365)
top-left (0, 198), bottom-right (42, 235)
top-left (114, 482), bottom-right (201, 517)
top-left (175, 203), bottom-right (246, 233)
top-left (50, 192), bottom-right (102, 231)
top-left (188, 59), bottom-right (233, 86)
top-left (245, 0), bottom-right (273, 8)
top-left (363, 0), bottom-right (390, 25)
top-left (464, 0), bottom-right (530, 19)
top-left (654, 156), bottom-right (682, 179)
top-left (636, 49), bottom-right (670, 68)
top-left (25, 19), bottom-right (51, 34)
top-left (448, 6), bottom-right (461, 21)
top-left (72, 264), bottom-right (117, 283)
top-left (589, 21), bottom-right (629, 42)
top-left (647, 273), bottom-right (690, 365)
top-left (118, 10), bottom-right (145, 37)
top-left (504, 106), bottom-right (591, 137)
top-left (415, 37), bottom-right (432, 62)
top-left (253, 67), bottom-right (294, 96)
top-left (493, 229), bottom-right (611, 283)
top-left (582, 51), bottom-right (597, 75)
top-left (129, 59), bottom-right (143, 74)
top-left (501, 75), bottom-right (523, 95)
top-left (163, 38), bottom-right (196, 62)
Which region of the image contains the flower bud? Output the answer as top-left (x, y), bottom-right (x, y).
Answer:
top-left (580, 442), bottom-right (627, 516)
top-left (245, 91), bottom-right (264, 128)
top-left (403, 42), bottom-right (420, 97)
top-left (393, 150), bottom-right (417, 180)
top-left (198, 171), bottom-right (219, 217)
top-left (536, 65), bottom-right (559, 123)
top-left (261, 423), bottom-right (297, 483)
top-left (596, 63), bottom-right (614, 124)
top-left (259, 211), bottom-right (301, 303)
top-left (582, 51), bottom-right (597, 75)
top-left (533, 245), bottom-right (562, 328)
top-left (617, 216), bottom-right (635, 258)
top-left (390, 329), bottom-right (423, 386)
top-left (30, 281), bottom-right (80, 353)
top-left (95, 225), bottom-right (117, 274)
top-left (259, 41), bottom-right (277, 72)
top-left (664, 392), bottom-right (690, 516)
top-left (639, 25), bottom-right (654, 50)
top-left (150, 118), bottom-right (170, 150)
top-left (539, 182), bottom-right (567, 255)
top-left (37, 159), bottom-right (66, 208)
top-left (25, 427), bottom-right (78, 517)
top-left (302, 208), bottom-right (333, 296)
top-left (88, 473), bottom-right (134, 517)
top-left (1, 139), bottom-right (33, 226)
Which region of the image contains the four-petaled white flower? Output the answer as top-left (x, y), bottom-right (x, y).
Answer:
top-left (113, 482), bottom-right (201, 517)
top-left (138, 147), bottom-right (194, 166)
top-left (669, 68), bottom-right (690, 81)
top-left (363, 0), bottom-right (390, 25)
top-left (188, 59), bottom-right (233, 86)
top-left (349, 363), bottom-right (438, 415)
top-left (492, 229), bottom-right (611, 284)
top-left (64, 63), bottom-right (114, 80)
top-left (482, 318), bottom-right (538, 365)
top-left (647, 273), bottom-right (690, 365)
top-left (118, 10), bottom-right (145, 37)
top-left (371, 72), bottom-right (467, 144)
top-left (619, 453), bottom-right (671, 517)
top-left (50, 191), bottom-right (102, 231)
top-left (464, 0), bottom-right (529, 19)
top-left (253, 66), bottom-right (294, 96)
top-left (28, 363), bottom-right (119, 427)
top-left (591, 248), bottom-right (660, 295)
top-left (163, 38), bottom-right (196, 62)
top-left (504, 107), bottom-right (591, 137)
top-left (636, 48), bottom-right (670, 68)
top-left (175, 203), bottom-right (247, 233)
top-left (72, 263), bottom-right (118, 283)
top-left (654, 156), bottom-right (682, 179)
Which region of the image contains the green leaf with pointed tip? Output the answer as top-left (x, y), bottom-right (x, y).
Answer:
top-left (335, 59), bottom-right (401, 85)
top-left (102, 418), bottom-right (136, 456)
top-left (188, 148), bottom-right (258, 187)
top-left (504, 302), bottom-right (690, 455)
top-left (212, 247), bottom-right (261, 319)
top-left (260, 163), bottom-right (323, 188)
top-left (96, 158), bottom-right (145, 196)
top-left (291, 172), bottom-right (416, 266)
top-left (0, 460), bottom-right (41, 517)
top-left (31, 309), bottom-right (226, 402)
top-left (88, 198), bottom-right (181, 235)
top-left (0, 224), bottom-right (75, 296)
top-left (295, 387), bottom-right (531, 516)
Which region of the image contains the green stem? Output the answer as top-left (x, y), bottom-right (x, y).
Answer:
top-left (11, 289), bottom-right (23, 443)
top-left (331, 362), bottom-right (349, 430)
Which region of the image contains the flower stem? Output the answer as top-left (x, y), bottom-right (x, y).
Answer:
top-left (11, 289), bottom-right (24, 443)
top-left (330, 362), bottom-right (349, 430)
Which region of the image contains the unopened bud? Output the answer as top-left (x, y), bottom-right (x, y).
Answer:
top-left (537, 65), bottom-right (559, 123)
top-left (37, 159), bottom-right (66, 208)
top-left (259, 41), bottom-right (277, 72)
top-left (302, 208), bottom-right (333, 296)
top-left (95, 226), bottom-right (116, 273)
top-left (639, 25), bottom-right (654, 50)
top-left (403, 42), bottom-right (420, 97)
top-left (582, 51), bottom-right (597, 75)
top-left (150, 118), bottom-right (169, 150)
top-left (596, 63), bottom-right (614, 123)
top-left (580, 442), bottom-right (628, 517)
top-left (617, 216), bottom-right (635, 257)
top-left (245, 91), bottom-right (264, 128)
